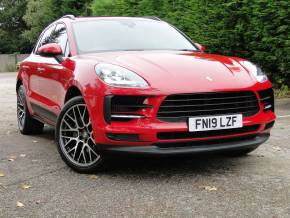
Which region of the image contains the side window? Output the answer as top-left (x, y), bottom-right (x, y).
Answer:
top-left (35, 23), bottom-right (70, 57)
top-left (53, 23), bottom-right (69, 57)
top-left (35, 25), bottom-right (56, 53)
top-left (64, 40), bottom-right (70, 57)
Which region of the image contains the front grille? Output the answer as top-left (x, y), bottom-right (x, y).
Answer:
top-left (157, 124), bottom-right (260, 140)
top-left (258, 88), bottom-right (274, 112)
top-left (157, 91), bottom-right (259, 122)
top-left (156, 135), bottom-right (258, 148)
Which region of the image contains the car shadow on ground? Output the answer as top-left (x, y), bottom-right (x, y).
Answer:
top-left (103, 154), bottom-right (248, 178)
top-left (40, 125), bottom-right (252, 177)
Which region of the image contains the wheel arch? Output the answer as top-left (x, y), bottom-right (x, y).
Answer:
top-left (16, 79), bottom-right (22, 92)
top-left (64, 86), bottom-right (83, 103)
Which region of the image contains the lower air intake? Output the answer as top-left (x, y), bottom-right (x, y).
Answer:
top-left (157, 125), bottom-right (260, 140)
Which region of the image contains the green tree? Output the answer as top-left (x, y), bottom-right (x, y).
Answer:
top-left (245, 0), bottom-right (290, 87)
top-left (60, 0), bottom-right (92, 16)
top-left (195, 0), bottom-right (290, 87)
top-left (0, 0), bottom-right (28, 53)
top-left (91, 0), bottom-right (127, 16)
top-left (23, 0), bottom-right (92, 45)
top-left (22, 0), bottom-right (57, 44)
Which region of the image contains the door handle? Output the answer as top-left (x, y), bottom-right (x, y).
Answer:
top-left (37, 67), bottom-right (45, 73)
top-left (22, 65), bottom-right (30, 70)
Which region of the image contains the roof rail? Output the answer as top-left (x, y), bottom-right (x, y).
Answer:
top-left (143, 16), bottom-right (162, 21)
top-left (61, 15), bottom-right (75, 20)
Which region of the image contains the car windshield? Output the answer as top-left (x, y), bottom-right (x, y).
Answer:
top-left (72, 19), bottom-right (197, 54)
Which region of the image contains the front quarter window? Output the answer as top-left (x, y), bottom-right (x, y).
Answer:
top-left (35, 23), bottom-right (70, 57)
top-left (35, 24), bottom-right (55, 54)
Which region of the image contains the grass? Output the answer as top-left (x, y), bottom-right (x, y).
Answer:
top-left (274, 85), bottom-right (290, 98)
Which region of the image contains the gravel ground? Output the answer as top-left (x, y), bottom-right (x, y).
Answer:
top-left (0, 72), bottom-right (289, 218)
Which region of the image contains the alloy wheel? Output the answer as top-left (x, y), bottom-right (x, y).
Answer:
top-left (59, 104), bottom-right (101, 167)
top-left (17, 88), bottom-right (25, 128)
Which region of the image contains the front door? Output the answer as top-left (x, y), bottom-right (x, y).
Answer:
top-left (31, 23), bottom-right (72, 124)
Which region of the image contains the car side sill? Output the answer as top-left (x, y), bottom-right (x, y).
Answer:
top-left (31, 102), bottom-right (57, 126)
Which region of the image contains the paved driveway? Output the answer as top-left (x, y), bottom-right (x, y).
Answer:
top-left (0, 73), bottom-right (289, 217)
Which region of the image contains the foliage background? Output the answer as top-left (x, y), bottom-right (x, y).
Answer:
top-left (0, 0), bottom-right (289, 88)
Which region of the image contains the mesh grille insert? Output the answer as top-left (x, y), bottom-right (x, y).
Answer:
top-left (157, 91), bottom-right (259, 122)
top-left (258, 88), bottom-right (274, 112)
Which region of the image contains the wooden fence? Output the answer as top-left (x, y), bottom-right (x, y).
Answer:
top-left (0, 54), bottom-right (30, 72)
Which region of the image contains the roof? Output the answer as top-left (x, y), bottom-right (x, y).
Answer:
top-left (59, 15), bottom-right (162, 22)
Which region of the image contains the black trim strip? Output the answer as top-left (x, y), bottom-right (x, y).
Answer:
top-left (160, 99), bottom-right (257, 108)
top-left (157, 125), bottom-right (260, 140)
top-left (104, 95), bottom-right (113, 124)
top-left (31, 102), bottom-right (57, 124)
top-left (106, 133), bottom-right (140, 142)
top-left (264, 121), bottom-right (275, 130)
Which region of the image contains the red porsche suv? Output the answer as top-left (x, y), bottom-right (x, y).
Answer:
top-left (16, 15), bottom-right (276, 172)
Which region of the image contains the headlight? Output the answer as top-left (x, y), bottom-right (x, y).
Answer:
top-left (240, 61), bottom-right (268, 83)
top-left (95, 64), bottom-right (148, 88)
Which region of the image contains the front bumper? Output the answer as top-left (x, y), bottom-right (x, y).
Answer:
top-left (101, 134), bottom-right (269, 155)
top-left (85, 86), bottom-right (276, 155)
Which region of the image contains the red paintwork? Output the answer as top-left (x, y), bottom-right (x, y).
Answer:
top-left (37, 43), bottom-right (63, 56)
top-left (17, 17), bottom-right (276, 147)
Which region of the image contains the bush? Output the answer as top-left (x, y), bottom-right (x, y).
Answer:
top-left (196, 0), bottom-right (290, 88)
top-left (91, 0), bottom-right (290, 88)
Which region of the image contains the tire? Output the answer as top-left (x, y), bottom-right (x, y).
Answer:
top-left (17, 85), bottom-right (44, 135)
top-left (55, 96), bottom-right (105, 173)
top-left (220, 145), bottom-right (259, 157)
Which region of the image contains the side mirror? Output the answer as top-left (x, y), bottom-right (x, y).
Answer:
top-left (37, 43), bottom-right (63, 63)
top-left (195, 43), bottom-right (206, 52)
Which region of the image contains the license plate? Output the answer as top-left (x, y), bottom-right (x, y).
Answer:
top-left (188, 114), bottom-right (243, 132)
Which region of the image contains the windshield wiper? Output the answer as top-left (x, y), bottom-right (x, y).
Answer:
top-left (121, 49), bottom-right (146, 51)
top-left (174, 49), bottom-right (197, 52)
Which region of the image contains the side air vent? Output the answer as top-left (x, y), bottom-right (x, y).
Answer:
top-left (264, 121), bottom-right (275, 130)
top-left (258, 88), bottom-right (274, 112)
top-left (104, 95), bottom-right (151, 123)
